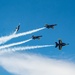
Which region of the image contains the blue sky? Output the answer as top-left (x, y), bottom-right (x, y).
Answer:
top-left (0, 0), bottom-right (75, 75)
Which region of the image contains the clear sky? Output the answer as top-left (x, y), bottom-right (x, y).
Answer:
top-left (0, 0), bottom-right (75, 75)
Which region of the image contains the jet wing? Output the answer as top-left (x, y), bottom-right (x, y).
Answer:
top-left (59, 40), bottom-right (62, 44)
top-left (59, 45), bottom-right (62, 50)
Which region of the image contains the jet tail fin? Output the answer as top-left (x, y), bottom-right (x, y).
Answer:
top-left (55, 42), bottom-right (58, 48)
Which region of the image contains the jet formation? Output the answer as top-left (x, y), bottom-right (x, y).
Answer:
top-left (15, 23), bottom-right (69, 50)
top-left (44, 24), bottom-right (69, 50)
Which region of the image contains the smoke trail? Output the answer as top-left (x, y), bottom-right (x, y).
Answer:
top-left (0, 38), bottom-right (32, 50)
top-left (13, 29), bottom-right (17, 34)
top-left (0, 27), bottom-right (45, 45)
top-left (0, 53), bottom-right (75, 75)
top-left (0, 45), bottom-right (54, 53)
top-left (0, 29), bottom-right (17, 45)
top-left (13, 27), bottom-right (45, 38)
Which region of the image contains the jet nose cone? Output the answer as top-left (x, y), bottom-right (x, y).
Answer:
top-left (55, 24), bottom-right (57, 25)
top-left (67, 43), bottom-right (69, 45)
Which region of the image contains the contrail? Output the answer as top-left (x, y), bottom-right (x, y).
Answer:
top-left (13, 27), bottom-right (45, 38)
top-left (0, 38), bottom-right (32, 50)
top-left (0, 27), bottom-right (45, 44)
top-left (13, 29), bottom-right (17, 34)
top-left (0, 29), bottom-right (17, 45)
top-left (0, 45), bottom-right (54, 53)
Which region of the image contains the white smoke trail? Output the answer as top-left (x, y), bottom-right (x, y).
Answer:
top-left (0, 53), bottom-right (75, 75)
top-left (13, 27), bottom-right (45, 38)
top-left (0, 38), bottom-right (32, 50)
top-left (0, 45), bottom-right (54, 53)
top-left (0, 30), bottom-right (17, 45)
top-left (13, 29), bottom-right (17, 34)
top-left (0, 27), bottom-right (45, 45)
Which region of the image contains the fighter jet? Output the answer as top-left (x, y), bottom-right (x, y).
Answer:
top-left (55, 39), bottom-right (69, 50)
top-left (16, 25), bottom-right (20, 32)
top-left (44, 24), bottom-right (57, 29)
top-left (32, 35), bottom-right (42, 40)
